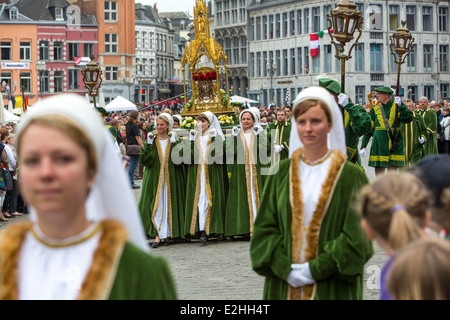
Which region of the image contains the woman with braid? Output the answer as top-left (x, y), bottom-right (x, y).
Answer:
top-left (359, 171), bottom-right (432, 300)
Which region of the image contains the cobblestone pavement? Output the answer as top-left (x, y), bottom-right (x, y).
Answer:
top-left (0, 141), bottom-right (386, 300)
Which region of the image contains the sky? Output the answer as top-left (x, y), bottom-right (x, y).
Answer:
top-left (136, 0), bottom-right (195, 16)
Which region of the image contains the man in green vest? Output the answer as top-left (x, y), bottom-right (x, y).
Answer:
top-left (360, 86), bottom-right (414, 175)
top-left (416, 96), bottom-right (438, 156)
top-left (400, 99), bottom-right (427, 169)
top-left (318, 78), bottom-right (371, 168)
top-left (267, 108), bottom-right (291, 163)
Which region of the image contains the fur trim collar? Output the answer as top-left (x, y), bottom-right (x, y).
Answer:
top-left (0, 219), bottom-right (128, 300)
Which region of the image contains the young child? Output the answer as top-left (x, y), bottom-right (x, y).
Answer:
top-left (387, 237), bottom-right (450, 300)
top-left (359, 171), bottom-right (431, 300)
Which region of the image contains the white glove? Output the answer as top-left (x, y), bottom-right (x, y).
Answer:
top-left (147, 132), bottom-right (155, 144)
top-left (168, 131), bottom-right (176, 143)
top-left (231, 126), bottom-right (240, 136)
top-left (209, 128), bottom-right (217, 138)
top-left (359, 148), bottom-right (366, 157)
top-left (338, 93), bottom-right (349, 108)
top-left (273, 144), bottom-right (284, 153)
top-left (189, 130), bottom-right (198, 141)
top-left (418, 136), bottom-right (425, 145)
top-left (286, 263), bottom-right (315, 288)
top-left (395, 96), bottom-right (402, 107)
top-left (252, 125), bottom-right (263, 135)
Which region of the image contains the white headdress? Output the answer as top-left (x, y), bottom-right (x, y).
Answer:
top-left (240, 107), bottom-right (261, 126)
top-left (199, 111), bottom-right (225, 140)
top-left (155, 112), bottom-right (173, 131)
top-left (288, 86), bottom-right (346, 158)
top-left (15, 94), bottom-right (150, 252)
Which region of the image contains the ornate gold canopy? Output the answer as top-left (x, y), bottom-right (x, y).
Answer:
top-left (182, 0), bottom-right (232, 116)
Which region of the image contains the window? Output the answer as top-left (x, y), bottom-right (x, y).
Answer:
top-left (355, 43), bottom-right (364, 72)
top-left (440, 45), bottom-right (449, 72)
top-left (39, 41), bottom-right (49, 60)
top-left (0, 72), bottom-right (12, 92)
top-left (304, 47), bottom-right (309, 74)
top-left (283, 49), bottom-right (288, 76)
top-left (250, 52), bottom-right (255, 77)
top-left (256, 17), bottom-right (261, 40)
top-left (104, 1), bottom-right (118, 22)
top-left (389, 51), bottom-right (397, 73)
top-left (53, 41), bottom-right (63, 61)
top-left (439, 7), bottom-right (448, 32)
top-left (105, 66), bottom-right (118, 81)
top-left (389, 5), bottom-right (399, 31)
top-left (312, 55), bottom-right (320, 74)
top-left (263, 16), bottom-right (268, 39)
top-left (256, 52), bottom-right (261, 77)
top-left (263, 52), bottom-right (267, 77)
top-left (9, 8), bottom-right (18, 20)
top-left (68, 43), bottom-right (78, 61)
top-left (355, 86), bottom-right (365, 104)
top-left (406, 6), bottom-right (416, 31)
top-left (68, 69), bottom-right (79, 90)
top-left (20, 42), bottom-right (31, 61)
top-left (423, 44), bottom-right (433, 72)
top-left (422, 6), bottom-right (433, 32)
top-left (370, 44), bottom-right (383, 72)
top-left (105, 33), bottom-right (118, 53)
top-left (1, 41), bottom-right (12, 60)
top-left (324, 45), bottom-right (332, 73)
top-left (249, 18), bottom-right (254, 41)
top-left (84, 43), bottom-right (94, 58)
top-left (276, 50), bottom-right (281, 76)
top-left (424, 86), bottom-right (434, 101)
top-left (368, 4), bottom-right (382, 30)
top-left (312, 7), bottom-right (320, 33)
top-left (55, 7), bottom-right (64, 21)
top-left (282, 13), bottom-right (288, 37)
top-left (269, 15), bottom-right (274, 39)
top-left (20, 72), bottom-right (31, 93)
top-left (40, 71), bottom-right (49, 93)
top-left (290, 48), bottom-right (296, 75)
top-left (407, 86), bottom-right (418, 102)
top-left (304, 8), bottom-right (309, 34)
top-left (290, 11), bottom-right (295, 36)
top-left (407, 44), bottom-right (417, 72)
top-left (323, 5), bottom-right (331, 30)
top-left (54, 71), bottom-right (63, 92)
top-left (297, 9), bottom-right (302, 35)
top-left (297, 47), bottom-right (302, 74)
top-left (441, 83), bottom-right (449, 100)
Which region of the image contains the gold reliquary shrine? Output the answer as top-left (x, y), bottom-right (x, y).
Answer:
top-left (182, 0), bottom-right (232, 117)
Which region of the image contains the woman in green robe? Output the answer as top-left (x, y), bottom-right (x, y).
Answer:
top-left (183, 111), bottom-right (227, 242)
top-left (250, 86), bottom-right (373, 300)
top-left (224, 108), bottom-right (269, 238)
top-left (0, 94), bottom-right (176, 300)
top-left (138, 113), bottom-right (184, 247)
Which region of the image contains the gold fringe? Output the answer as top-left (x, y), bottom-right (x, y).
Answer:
top-left (287, 149), bottom-right (346, 300)
top-left (0, 219), bottom-right (128, 300)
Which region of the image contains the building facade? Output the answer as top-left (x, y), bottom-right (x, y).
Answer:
top-left (242, 0), bottom-right (450, 106)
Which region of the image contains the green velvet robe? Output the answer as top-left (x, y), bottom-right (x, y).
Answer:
top-left (267, 120), bottom-right (291, 162)
top-left (224, 130), bottom-right (269, 237)
top-left (415, 108), bottom-right (438, 156)
top-left (343, 101), bottom-right (372, 166)
top-left (361, 101), bottom-right (413, 168)
top-left (400, 112), bottom-right (427, 169)
top-left (182, 134), bottom-right (228, 239)
top-left (250, 149), bottom-right (373, 300)
top-left (138, 137), bottom-right (184, 239)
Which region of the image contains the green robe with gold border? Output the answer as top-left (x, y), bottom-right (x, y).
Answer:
top-left (361, 101), bottom-right (413, 168)
top-left (400, 112), bottom-right (427, 169)
top-left (415, 108), bottom-right (439, 156)
top-left (224, 130), bottom-right (269, 237)
top-left (0, 220), bottom-right (177, 300)
top-left (182, 134), bottom-right (228, 239)
top-left (138, 137), bottom-right (184, 239)
top-left (343, 101), bottom-right (372, 166)
top-left (250, 149), bottom-right (373, 300)
top-left (267, 120), bottom-right (291, 163)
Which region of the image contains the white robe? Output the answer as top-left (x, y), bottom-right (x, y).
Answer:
top-left (244, 131), bottom-right (258, 222)
top-left (198, 133), bottom-right (210, 231)
top-left (153, 138), bottom-right (171, 239)
top-left (18, 223), bottom-right (101, 300)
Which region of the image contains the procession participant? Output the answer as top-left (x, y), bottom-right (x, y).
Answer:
top-left (400, 99), bottom-right (427, 169)
top-left (267, 108), bottom-right (291, 163)
top-left (183, 111), bottom-right (227, 243)
top-left (250, 86), bottom-right (373, 300)
top-left (318, 78), bottom-right (371, 168)
top-left (138, 113), bottom-right (184, 248)
top-left (284, 105), bottom-right (292, 123)
top-left (224, 107), bottom-right (268, 239)
top-left (0, 94), bottom-right (176, 300)
top-left (172, 115), bottom-right (182, 129)
top-left (360, 87), bottom-right (413, 175)
top-left (416, 96), bottom-right (438, 156)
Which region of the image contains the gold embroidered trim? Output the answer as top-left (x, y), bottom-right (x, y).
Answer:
top-left (300, 151), bottom-right (332, 166)
top-left (31, 222), bottom-right (101, 248)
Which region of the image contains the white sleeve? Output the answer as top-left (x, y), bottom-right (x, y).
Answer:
top-left (4, 145), bottom-right (16, 170)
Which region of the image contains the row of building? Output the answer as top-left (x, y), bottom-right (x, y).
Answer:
top-left (1, 0), bottom-right (450, 108)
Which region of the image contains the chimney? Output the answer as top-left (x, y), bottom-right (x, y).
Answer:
top-left (153, 2), bottom-right (158, 13)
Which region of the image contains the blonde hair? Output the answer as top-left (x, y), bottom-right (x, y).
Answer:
top-left (16, 114), bottom-right (98, 177)
top-left (360, 172), bottom-right (430, 251)
top-left (387, 238), bottom-right (450, 300)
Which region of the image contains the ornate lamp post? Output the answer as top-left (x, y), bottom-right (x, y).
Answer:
top-left (81, 56), bottom-right (103, 109)
top-left (327, 0), bottom-right (363, 95)
top-left (389, 21), bottom-right (415, 96)
top-left (36, 60), bottom-right (46, 100)
top-left (266, 63), bottom-right (276, 105)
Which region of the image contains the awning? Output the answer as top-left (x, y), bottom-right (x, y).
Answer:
top-left (158, 88), bottom-right (171, 93)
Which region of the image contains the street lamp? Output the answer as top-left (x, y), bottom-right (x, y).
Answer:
top-left (266, 63), bottom-right (276, 105)
top-left (123, 77), bottom-right (135, 102)
top-left (389, 20), bottom-right (415, 96)
top-left (36, 60), bottom-right (46, 100)
top-left (81, 56), bottom-right (103, 109)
